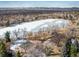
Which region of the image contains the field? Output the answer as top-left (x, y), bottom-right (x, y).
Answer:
top-left (0, 8), bottom-right (79, 57)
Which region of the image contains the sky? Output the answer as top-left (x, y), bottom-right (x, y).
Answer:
top-left (0, 1), bottom-right (79, 8)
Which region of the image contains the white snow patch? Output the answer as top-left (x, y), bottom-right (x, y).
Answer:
top-left (0, 19), bottom-right (70, 38)
top-left (10, 44), bottom-right (21, 51)
top-left (10, 39), bottom-right (27, 51)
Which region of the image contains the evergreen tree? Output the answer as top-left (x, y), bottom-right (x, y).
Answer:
top-left (0, 41), bottom-right (13, 57)
top-left (5, 31), bottom-right (11, 42)
top-left (70, 44), bottom-right (77, 57)
top-left (63, 37), bottom-right (78, 57)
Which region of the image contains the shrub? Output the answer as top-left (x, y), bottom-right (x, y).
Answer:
top-left (16, 51), bottom-right (21, 57)
top-left (0, 41), bottom-right (7, 57)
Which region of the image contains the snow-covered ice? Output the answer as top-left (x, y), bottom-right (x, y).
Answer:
top-left (0, 19), bottom-right (71, 38)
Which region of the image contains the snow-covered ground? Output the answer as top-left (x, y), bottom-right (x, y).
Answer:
top-left (0, 19), bottom-right (71, 38)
